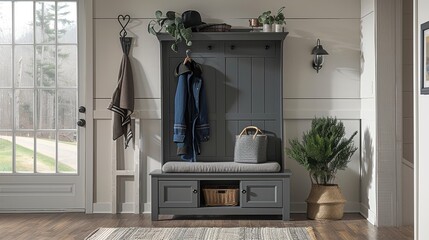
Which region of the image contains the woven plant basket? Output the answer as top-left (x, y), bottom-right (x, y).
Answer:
top-left (306, 184), bottom-right (346, 220)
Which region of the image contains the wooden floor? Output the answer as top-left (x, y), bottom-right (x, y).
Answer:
top-left (0, 213), bottom-right (413, 240)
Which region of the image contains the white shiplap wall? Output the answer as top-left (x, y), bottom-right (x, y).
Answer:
top-left (92, 0), bottom-right (361, 214)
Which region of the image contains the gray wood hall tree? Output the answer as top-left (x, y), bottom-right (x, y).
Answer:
top-left (150, 32), bottom-right (291, 220)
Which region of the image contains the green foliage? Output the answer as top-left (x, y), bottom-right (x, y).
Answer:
top-left (286, 117), bottom-right (358, 185)
top-left (273, 6), bottom-right (286, 25)
top-left (258, 10), bottom-right (274, 25)
top-left (258, 7), bottom-right (286, 25)
top-left (147, 10), bottom-right (192, 52)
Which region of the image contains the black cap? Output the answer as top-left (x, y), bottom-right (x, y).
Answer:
top-left (182, 10), bottom-right (205, 29)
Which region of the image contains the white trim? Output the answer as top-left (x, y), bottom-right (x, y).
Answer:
top-left (413, 0), bottom-right (419, 237)
top-left (93, 202), bottom-right (111, 213)
top-left (360, 203), bottom-right (377, 225)
top-left (143, 203), bottom-right (151, 214)
top-left (79, 0), bottom-right (94, 214)
top-left (0, 209), bottom-right (85, 213)
top-left (290, 201), bottom-right (361, 213)
top-left (93, 202), bottom-right (141, 214)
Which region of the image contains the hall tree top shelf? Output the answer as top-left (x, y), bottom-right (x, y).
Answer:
top-left (156, 31), bottom-right (289, 41)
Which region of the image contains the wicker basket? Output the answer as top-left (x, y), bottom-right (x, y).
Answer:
top-left (306, 184), bottom-right (346, 220)
top-left (203, 187), bottom-right (239, 206)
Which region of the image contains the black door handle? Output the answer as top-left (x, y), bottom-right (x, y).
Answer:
top-left (79, 106), bottom-right (86, 113)
top-left (77, 119), bottom-right (86, 127)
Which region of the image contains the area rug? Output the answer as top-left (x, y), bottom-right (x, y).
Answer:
top-left (85, 227), bottom-right (316, 240)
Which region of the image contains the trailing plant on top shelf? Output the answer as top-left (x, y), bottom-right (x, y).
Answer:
top-left (147, 10), bottom-right (192, 52)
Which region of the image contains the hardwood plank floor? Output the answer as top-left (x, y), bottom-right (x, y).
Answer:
top-left (0, 213), bottom-right (413, 240)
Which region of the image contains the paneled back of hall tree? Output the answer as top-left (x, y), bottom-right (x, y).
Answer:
top-left (159, 32), bottom-right (287, 167)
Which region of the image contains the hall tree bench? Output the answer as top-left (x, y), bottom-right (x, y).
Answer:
top-left (150, 32), bottom-right (291, 220)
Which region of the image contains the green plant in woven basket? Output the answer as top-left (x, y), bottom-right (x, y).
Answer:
top-left (147, 10), bottom-right (192, 52)
top-left (286, 116), bottom-right (358, 185)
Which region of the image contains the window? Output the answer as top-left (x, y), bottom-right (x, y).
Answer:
top-left (0, 1), bottom-right (78, 174)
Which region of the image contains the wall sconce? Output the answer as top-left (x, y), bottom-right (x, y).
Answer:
top-left (311, 39), bottom-right (329, 73)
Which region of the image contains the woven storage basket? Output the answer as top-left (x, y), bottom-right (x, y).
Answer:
top-left (306, 184), bottom-right (346, 220)
top-left (203, 187), bottom-right (239, 206)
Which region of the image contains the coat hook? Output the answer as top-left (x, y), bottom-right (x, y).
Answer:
top-left (118, 14), bottom-right (131, 38)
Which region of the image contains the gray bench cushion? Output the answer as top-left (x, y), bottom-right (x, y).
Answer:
top-left (162, 161), bottom-right (281, 173)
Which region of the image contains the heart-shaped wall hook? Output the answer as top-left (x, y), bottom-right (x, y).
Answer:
top-left (117, 14), bottom-right (131, 37)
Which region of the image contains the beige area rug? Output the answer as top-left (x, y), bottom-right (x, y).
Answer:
top-left (85, 227), bottom-right (317, 240)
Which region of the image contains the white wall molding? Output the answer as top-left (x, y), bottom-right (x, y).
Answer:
top-left (93, 202), bottom-right (112, 213)
top-left (0, 184), bottom-right (74, 196)
top-left (360, 203), bottom-right (377, 225)
top-left (291, 201), bottom-right (361, 213)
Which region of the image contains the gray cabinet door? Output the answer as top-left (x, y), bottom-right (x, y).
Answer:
top-left (159, 181), bottom-right (199, 208)
top-left (240, 181), bottom-right (283, 208)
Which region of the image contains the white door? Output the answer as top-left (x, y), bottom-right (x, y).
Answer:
top-left (0, 0), bottom-right (86, 211)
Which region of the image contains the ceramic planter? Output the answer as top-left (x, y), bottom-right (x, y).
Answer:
top-left (274, 23), bottom-right (283, 32)
top-left (262, 24), bottom-right (272, 32)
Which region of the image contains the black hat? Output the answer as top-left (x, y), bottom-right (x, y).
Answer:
top-left (182, 10), bottom-right (205, 30)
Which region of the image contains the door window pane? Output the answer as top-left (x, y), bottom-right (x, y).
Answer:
top-left (37, 89), bottom-right (55, 129)
top-left (0, 2), bottom-right (12, 44)
top-left (58, 130), bottom-right (76, 173)
top-left (15, 131), bottom-right (34, 173)
top-left (57, 2), bottom-right (76, 44)
top-left (58, 89), bottom-right (76, 129)
top-left (0, 46), bottom-right (12, 87)
top-left (15, 89), bottom-right (34, 129)
top-left (0, 90), bottom-right (13, 130)
top-left (14, 1), bottom-right (34, 44)
top-left (36, 45), bottom-right (56, 87)
top-left (0, 132), bottom-right (13, 173)
top-left (58, 45), bottom-right (77, 87)
top-left (14, 45), bottom-right (34, 87)
top-left (35, 2), bottom-right (56, 44)
top-left (36, 131), bottom-right (55, 173)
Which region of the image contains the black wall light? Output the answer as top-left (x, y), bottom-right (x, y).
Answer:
top-left (311, 39), bottom-right (329, 73)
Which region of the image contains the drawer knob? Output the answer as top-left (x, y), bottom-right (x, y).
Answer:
top-left (207, 45), bottom-right (213, 50)
top-left (241, 189), bottom-right (247, 194)
top-left (265, 45), bottom-right (270, 50)
top-left (230, 45), bottom-right (235, 50)
top-left (193, 189), bottom-right (198, 194)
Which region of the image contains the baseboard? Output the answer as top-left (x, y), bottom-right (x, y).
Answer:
top-left (93, 202), bottom-right (112, 213)
top-left (360, 203), bottom-right (377, 225)
top-left (93, 202), bottom-right (147, 214)
top-left (291, 201), bottom-right (361, 213)
top-left (143, 203), bottom-right (151, 214)
top-left (0, 209), bottom-right (85, 213)
top-left (120, 202), bottom-right (135, 213)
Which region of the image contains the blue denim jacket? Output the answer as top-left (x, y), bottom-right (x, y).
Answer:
top-left (173, 60), bottom-right (210, 161)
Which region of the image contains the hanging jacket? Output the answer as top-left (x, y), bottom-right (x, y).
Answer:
top-left (173, 60), bottom-right (210, 161)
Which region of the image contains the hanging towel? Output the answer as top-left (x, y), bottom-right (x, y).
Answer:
top-left (108, 37), bottom-right (134, 148)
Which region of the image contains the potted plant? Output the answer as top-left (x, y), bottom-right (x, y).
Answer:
top-left (258, 10), bottom-right (274, 32)
top-left (147, 10), bottom-right (192, 52)
top-left (286, 117), bottom-right (358, 220)
top-left (273, 6), bottom-right (286, 32)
